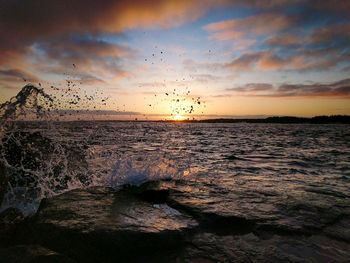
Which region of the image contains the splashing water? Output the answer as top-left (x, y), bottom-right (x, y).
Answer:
top-left (0, 84), bottom-right (189, 215)
top-left (0, 85), bottom-right (91, 214)
top-left (108, 154), bottom-right (184, 187)
top-left (0, 85), bottom-right (53, 126)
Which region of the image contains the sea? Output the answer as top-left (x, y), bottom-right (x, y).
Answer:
top-left (0, 85), bottom-right (349, 216)
top-left (1, 119), bottom-right (349, 215)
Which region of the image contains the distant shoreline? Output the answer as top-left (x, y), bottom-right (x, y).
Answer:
top-left (185, 115), bottom-right (350, 124)
top-left (10, 115), bottom-right (350, 124)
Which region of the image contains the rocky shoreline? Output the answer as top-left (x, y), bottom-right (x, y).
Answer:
top-left (1, 179), bottom-right (349, 262)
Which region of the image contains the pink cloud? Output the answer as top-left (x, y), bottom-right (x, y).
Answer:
top-left (226, 78), bottom-right (350, 98)
top-left (205, 13), bottom-right (296, 41)
top-left (266, 34), bottom-right (300, 46)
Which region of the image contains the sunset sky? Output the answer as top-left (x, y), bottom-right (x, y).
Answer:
top-left (0, 0), bottom-right (349, 119)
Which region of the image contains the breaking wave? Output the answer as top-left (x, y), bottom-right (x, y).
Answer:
top-left (0, 84), bottom-right (187, 215)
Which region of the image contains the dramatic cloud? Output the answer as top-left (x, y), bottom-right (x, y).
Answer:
top-left (225, 51), bottom-right (287, 71)
top-left (0, 69), bottom-right (39, 83)
top-left (205, 13), bottom-right (295, 41)
top-left (33, 36), bottom-right (133, 79)
top-left (1, 0), bottom-right (349, 116)
top-left (0, 0), bottom-right (225, 59)
top-left (0, 0), bottom-right (304, 64)
top-left (226, 48), bottom-right (350, 72)
top-left (205, 1), bottom-right (350, 73)
top-left (226, 79), bottom-right (350, 98)
top-left (0, 68), bottom-right (41, 90)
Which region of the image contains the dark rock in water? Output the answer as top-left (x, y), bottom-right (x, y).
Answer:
top-left (3, 180), bottom-right (348, 262)
top-left (0, 207), bottom-right (24, 225)
top-left (0, 245), bottom-right (76, 263)
top-left (32, 187), bottom-right (198, 262)
top-left (180, 232), bottom-right (350, 263)
top-left (145, 180), bottom-right (350, 236)
top-left (323, 217), bottom-right (350, 242)
top-left (0, 161), bottom-right (7, 204)
top-left (135, 180), bottom-right (350, 261)
top-left (225, 154), bottom-right (246, 161)
top-left (0, 207), bottom-right (25, 245)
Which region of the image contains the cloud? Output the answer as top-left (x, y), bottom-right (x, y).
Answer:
top-left (0, 68), bottom-right (40, 90)
top-left (183, 59), bottom-right (224, 73)
top-left (55, 110), bottom-right (141, 115)
top-left (229, 83), bottom-right (274, 92)
top-left (33, 36), bottom-right (133, 79)
top-left (309, 23), bottom-right (350, 47)
top-left (225, 51), bottom-right (287, 71)
top-left (226, 79), bottom-right (350, 98)
top-left (190, 74), bottom-right (224, 83)
top-left (226, 48), bottom-right (350, 72)
top-left (0, 0), bottom-right (300, 60)
top-left (205, 13), bottom-right (295, 41)
top-left (314, 0), bottom-right (350, 16)
top-left (0, 69), bottom-right (39, 83)
top-left (204, 1), bottom-right (350, 72)
top-left (266, 34), bottom-right (300, 46)
top-left (0, 0), bottom-right (225, 61)
top-left (137, 82), bottom-right (166, 89)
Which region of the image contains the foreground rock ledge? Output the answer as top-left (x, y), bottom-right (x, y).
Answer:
top-left (3, 179), bottom-right (349, 262)
top-left (0, 245), bottom-right (76, 263)
top-left (33, 186), bottom-right (197, 262)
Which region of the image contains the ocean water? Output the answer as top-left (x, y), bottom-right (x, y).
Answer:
top-left (1, 120), bottom-right (350, 215)
top-left (0, 85), bottom-right (349, 215)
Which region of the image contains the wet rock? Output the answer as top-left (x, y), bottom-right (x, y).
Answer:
top-left (180, 232), bottom-right (350, 263)
top-left (323, 216), bottom-right (350, 242)
top-left (225, 154), bottom-right (246, 161)
top-left (0, 160), bottom-right (7, 204)
top-left (0, 207), bottom-right (25, 245)
top-left (140, 180), bottom-right (350, 235)
top-left (32, 186), bottom-right (198, 262)
top-left (135, 179), bottom-right (350, 262)
top-left (0, 245), bottom-right (76, 263)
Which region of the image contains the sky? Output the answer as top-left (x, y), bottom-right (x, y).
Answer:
top-left (0, 0), bottom-right (350, 119)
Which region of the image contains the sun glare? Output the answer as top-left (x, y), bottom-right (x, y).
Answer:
top-left (173, 115), bottom-right (185, 121)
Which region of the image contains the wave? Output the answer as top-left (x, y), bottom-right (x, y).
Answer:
top-left (0, 85), bottom-right (188, 215)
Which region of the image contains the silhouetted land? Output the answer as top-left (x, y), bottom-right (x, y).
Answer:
top-left (181, 115), bottom-right (350, 124)
top-left (10, 115), bottom-right (350, 124)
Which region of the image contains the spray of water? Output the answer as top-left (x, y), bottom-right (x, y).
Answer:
top-left (0, 84), bottom-right (190, 215)
top-left (0, 84), bottom-right (91, 214)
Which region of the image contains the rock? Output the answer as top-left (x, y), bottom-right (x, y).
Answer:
top-left (323, 216), bottom-right (350, 242)
top-left (0, 245), bottom-right (76, 263)
top-left (0, 207), bottom-right (25, 245)
top-left (180, 232), bottom-right (350, 263)
top-left (32, 186), bottom-right (198, 262)
top-left (143, 180), bottom-right (350, 235)
top-left (0, 160), bottom-right (7, 204)
top-left (134, 180), bottom-right (350, 261)
top-left (3, 179), bottom-right (348, 262)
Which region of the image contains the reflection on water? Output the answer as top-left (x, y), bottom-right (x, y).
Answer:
top-left (1, 121), bottom-right (350, 214)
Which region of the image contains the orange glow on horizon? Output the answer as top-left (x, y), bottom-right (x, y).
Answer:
top-left (173, 114), bottom-right (186, 121)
